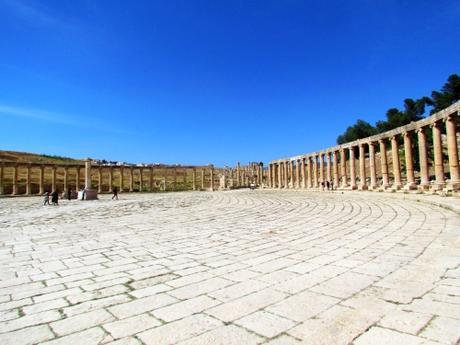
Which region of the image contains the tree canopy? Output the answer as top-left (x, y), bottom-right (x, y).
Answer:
top-left (336, 74), bottom-right (459, 144)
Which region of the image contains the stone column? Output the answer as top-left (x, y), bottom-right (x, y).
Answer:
top-left (278, 162), bottom-right (283, 188)
top-left (84, 160), bottom-right (91, 189)
top-left (379, 139), bottom-right (389, 189)
top-left (51, 166), bottom-right (57, 192)
top-left (403, 131), bottom-right (416, 190)
top-left (39, 165), bottom-right (45, 194)
top-left (287, 160), bottom-right (292, 188)
top-left (192, 168), bottom-right (197, 190)
top-left (26, 164), bottom-right (31, 195)
top-left (319, 154), bottom-right (324, 186)
top-left (149, 167), bottom-right (154, 192)
top-left (120, 167), bottom-right (124, 191)
top-left (139, 169), bottom-right (144, 192)
top-left (0, 162), bottom-right (4, 195)
top-left (236, 162), bottom-right (241, 187)
top-left (97, 166), bottom-right (102, 193)
top-left (358, 144), bottom-right (367, 190)
top-left (63, 167), bottom-right (68, 192)
top-left (307, 157), bottom-right (313, 188)
top-left (348, 147), bottom-right (357, 189)
top-left (12, 164), bottom-right (18, 195)
top-left (259, 163), bottom-right (263, 185)
top-left (417, 127), bottom-right (429, 189)
top-left (201, 169), bottom-right (205, 190)
top-left (332, 151), bottom-right (339, 188)
top-left (326, 152), bottom-right (332, 184)
top-left (313, 156), bottom-right (318, 188)
top-left (446, 114), bottom-right (460, 190)
top-left (76, 166), bottom-right (81, 190)
top-left (340, 149), bottom-right (347, 188)
top-left (284, 161), bottom-right (289, 188)
top-left (301, 158), bottom-right (306, 189)
top-left (432, 121), bottom-right (445, 189)
top-left (108, 167), bottom-right (113, 192)
top-left (391, 136), bottom-right (402, 190)
top-left (368, 142), bottom-right (377, 189)
top-left (129, 167), bottom-right (134, 192)
top-left (210, 166), bottom-right (214, 191)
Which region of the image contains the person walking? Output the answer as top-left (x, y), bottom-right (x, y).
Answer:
top-left (51, 191), bottom-right (59, 206)
top-left (67, 188), bottom-right (72, 201)
top-left (43, 191), bottom-right (50, 206)
top-left (112, 187), bottom-right (118, 200)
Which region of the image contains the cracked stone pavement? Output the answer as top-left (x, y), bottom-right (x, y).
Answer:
top-left (0, 190), bottom-right (459, 344)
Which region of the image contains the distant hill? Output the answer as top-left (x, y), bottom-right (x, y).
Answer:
top-left (0, 150), bottom-right (82, 164)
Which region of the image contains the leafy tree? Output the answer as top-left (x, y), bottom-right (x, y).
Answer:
top-left (337, 119), bottom-right (378, 144)
top-left (428, 74), bottom-right (460, 113)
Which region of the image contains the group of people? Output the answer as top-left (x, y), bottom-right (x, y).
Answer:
top-left (320, 181), bottom-right (334, 191)
top-left (43, 191), bottom-right (59, 206)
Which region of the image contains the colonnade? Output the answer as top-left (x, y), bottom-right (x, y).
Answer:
top-left (235, 162), bottom-right (265, 187)
top-left (0, 163), bottom-right (218, 195)
top-left (268, 102), bottom-right (460, 192)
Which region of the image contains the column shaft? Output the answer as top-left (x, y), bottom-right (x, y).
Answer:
top-left (301, 159), bottom-right (306, 188)
top-left (313, 156), bottom-right (318, 188)
top-left (340, 149), bottom-right (347, 188)
top-left (109, 167), bottom-right (113, 192)
top-left (358, 144), bottom-right (367, 190)
top-left (201, 169), bottom-right (205, 190)
top-left (120, 167), bottom-right (124, 191)
top-left (51, 166), bottom-right (57, 192)
top-left (295, 160), bottom-right (300, 188)
top-left (446, 114), bottom-right (460, 189)
top-left (403, 132), bottom-right (416, 189)
top-left (369, 142), bottom-right (377, 189)
top-left (210, 166), bottom-right (214, 191)
top-left (332, 151), bottom-right (339, 188)
top-left (192, 169), bottom-right (196, 190)
top-left (417, 128), bottom-right (429, 188)
top-left (319, 154), bottom-right (324, 186)
top-left (349, 147), bottom-right (357, 189)
top-left (39, 166), bottom-right (45, 194)
top-left (326, 152), bottom-right (332, 183)
top-left (63, 167), bottom-right (68, 192)
top-left (12, 165), bottom-right (18, 195)
top-left (26, 165), bottom-right (31, 195)
top-left (391, 136), bottom-right (402, 189)
top-left (432, 121), bottom-right (445, 189)
top-left (379, 140), bottom-right (389, 188)
top-left (129, 167), bottom-right (134, 192)
top-left (98, 167), bottom-right (102, 193)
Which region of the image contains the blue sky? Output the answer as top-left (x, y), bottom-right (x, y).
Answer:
top-left (1, 0), bottom-right (459, 166)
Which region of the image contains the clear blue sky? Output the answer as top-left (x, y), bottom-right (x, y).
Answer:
top-left (1, 0), bottom-right (459, 166)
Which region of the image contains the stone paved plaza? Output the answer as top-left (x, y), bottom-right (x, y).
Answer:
top-left (0, 190), bottom-right (459, 345)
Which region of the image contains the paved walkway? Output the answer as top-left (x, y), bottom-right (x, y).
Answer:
top-left (0, 190), bottom-right (459, 345)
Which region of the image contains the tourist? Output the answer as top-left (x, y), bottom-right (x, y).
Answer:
top-left (43, 191), bottom-right (50, 206)
top-left (67, 188), bottom-right (72, 201)
top-left (326, 181), bottom-right (330, 190)
top-left (112, 187), bottom-right (118, 200)
top-left (51, 191), bottom-right (59, 206)
top-left (331, 181), bottom-right (334, 190)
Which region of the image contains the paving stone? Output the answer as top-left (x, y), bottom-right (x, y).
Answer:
top-left (378, 309), bottom-right (433, 335)
top-left (103, 313), bottom-right (161, 339)
top-left (50, 308), bottom-right (114, 336)
top-left (152, 295), bottom-right (220, 322)
top-left (40, 327), bottom-right (106, 345)
top-left (137, 314), bottom-right (222, 345)
top-left (353, 326), bottom-right (430, 345)
top-left (176, 325), bottom-right (263, 345)
top-left (0, 325), bottom-right (54, 345)
top-left (235, 310), bottom-right (297, 338)
top-left (418, 316), bottom-right (460, 344)
top-left (108, 293), bottom-right (178, 319)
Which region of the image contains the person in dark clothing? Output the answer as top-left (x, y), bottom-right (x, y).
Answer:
top-left (67, 188), bottom-right (72, 201)
top-left (326, 181), bottom-right (330, 190)
top-left (112, 187), bottom-right (118, 200)
top-left (51, 191), bottom-right (59, 206)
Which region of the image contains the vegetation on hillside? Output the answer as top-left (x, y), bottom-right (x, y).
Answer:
top-left (336, 74), bottom-right (460, 144)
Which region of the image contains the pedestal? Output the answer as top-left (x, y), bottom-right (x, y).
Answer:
top-left (78, 189), bottom-right (98, 200)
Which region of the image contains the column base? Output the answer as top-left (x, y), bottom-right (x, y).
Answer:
top-left (431, 182), bottom-right (445, 192)
top-left (78, 189), bottom-right (98, 200)
top-left (348, 184), bottom-right (357, 190)
top-left (403, 182), bottom-right (418, 191)
top-left (445, 181), bottom-right (460, 192)
top-left (358, 185), bottom-right (368, 191)
top-left (392, 183), bottom-right (403, 190)
top-left (418, 183), bottom-right (430, 191)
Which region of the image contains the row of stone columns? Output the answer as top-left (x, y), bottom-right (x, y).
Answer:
top-left (234, 162), bottom-right (265, 188)
top-left (269, 111), bottom-right (459, 192)
top-left (0, 164), bottom-right (217, 195)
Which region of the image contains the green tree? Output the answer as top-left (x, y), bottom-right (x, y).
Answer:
top-left (428, 74), bottom-right (460, 114)
top-left (337, 119), bottom-right (377, 144)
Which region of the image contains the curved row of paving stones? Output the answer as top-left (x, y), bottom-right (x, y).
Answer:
top-left (0, 190), bottom-right (459, 344)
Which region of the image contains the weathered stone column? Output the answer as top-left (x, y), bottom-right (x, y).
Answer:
top-left (379, 139), bottom-right (389, 189)
top-left (417, 127), bottom-right (429, 189)
top-left (192, 168), bottom-right (197, 190)
top-left (349, 147), bottom-right (357, 189)
top-left (284, 160), bottom-right (289, 188)
top-left (201, 169), bottom-right (205, 190)
top-left (97, 166), bottom-right (102, 193)
top-left (307, 157), bottom-right (313, 188)
top-left (26, 164), bottom-right (31, 195)
top-left (84, 160), bottom-right (91, 189)
top-left (403, 131), bottom-right (416, 190)
top-left (108, 167), bottom-right (113, 192)
top-left (432, 121), bottom-right (445, 189)
top-left (51, 166), bottom-right (57, 192)
top-left (278, 162), bottom-right (283, 188)
top-left (445, 114), bottom-right (460, 190)
top-left (0, 162), bottom-right (4, 195)
top-left (301, 158), bottom-right (306, 189)
top-left (358, 144), bottom-right (367, 190)
top-left (332, 151), bottom-right (339, 188)
top-left (76, 166), bottom-right (81, 190)
top-left (313, 156), bottom-right (319, 188)
top-left (319, 154), bottom-right (324, 186)
top-left (39, 165), bottom-right (45, 194)
top-left (63, 167), bottom-right (68, 192)
top-left (149, 167), bottom-right (153, 192)
top-left (139, 169), bottom-right (144, 192)
top-left (172, 168), bottom-right (177, 191)
top-left (340, 149), bottom-right (347, 188)
top-left (368, 142), bottom-right (377, 189)
top-left (326, 152), bottom-right (332, 184)
top-left (12, 164), bottom-right (18, 195)
top-left (288, 160), bottom-right (293, 188)
top-left (210, 166), bottom-right (214, 191)
top-left (129, 167), bottom-right (134, 192)
top-left (236, 162), bottom-right (241, 187)
top-left (259, 163), bottom-right (263, 185)
top-left (119, 167), bottom-right (124, 191)
top-left (391, 136), bottom-right (402, 190)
